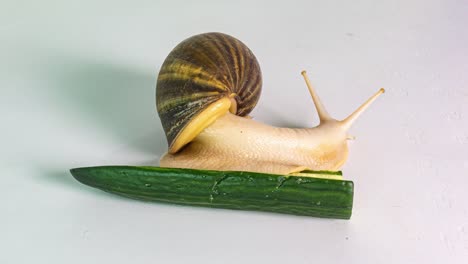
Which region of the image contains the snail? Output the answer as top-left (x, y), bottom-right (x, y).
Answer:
top-left (156, 32), bottom-right (384, 175)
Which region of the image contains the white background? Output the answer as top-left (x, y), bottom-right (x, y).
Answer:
top-left (2, 0), bottom-right (467, 263)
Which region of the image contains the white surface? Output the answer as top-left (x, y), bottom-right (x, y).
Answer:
top-left (2, 0), bottom-right (467, 263)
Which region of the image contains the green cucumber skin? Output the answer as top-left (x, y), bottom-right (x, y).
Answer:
top-left (70, 166), bottom-right (353, 219)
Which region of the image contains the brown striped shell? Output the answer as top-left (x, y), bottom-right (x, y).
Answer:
top-left (156, 32), bottom-right (262, 153)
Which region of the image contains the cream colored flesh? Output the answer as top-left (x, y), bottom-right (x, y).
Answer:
top-left (160, 71), bottom-right (384, 175)
top-left (160, 112), bottom-right (349, 174)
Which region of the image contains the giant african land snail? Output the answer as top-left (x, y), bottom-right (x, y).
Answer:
top-left (156, 32), bottom-right (384, 175)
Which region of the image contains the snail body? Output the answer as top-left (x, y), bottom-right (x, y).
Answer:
top-left (160, 113), bottom-right (349, 174)
top-left (156, 32), bottom-right (384, 174)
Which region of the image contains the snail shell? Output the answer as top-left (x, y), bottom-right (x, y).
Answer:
top-left (156, 32), bottom-right (262, 153)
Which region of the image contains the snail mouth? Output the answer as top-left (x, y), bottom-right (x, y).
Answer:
top-left (169, 97), bottom-right (232, 154)
top-left (313, 142), bottom-right (349, 171)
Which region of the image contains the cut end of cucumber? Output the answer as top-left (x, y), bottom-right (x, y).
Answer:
top-left (291, 170), bottom-right (343, 180)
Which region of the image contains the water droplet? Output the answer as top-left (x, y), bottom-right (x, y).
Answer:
top-left (145, 183), bottom-right (152, 187)
top-left (265, 194), bottom-right (269, 198)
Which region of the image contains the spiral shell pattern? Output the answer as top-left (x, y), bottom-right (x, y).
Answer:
top-left (156, 32), bottom-right (262, 152)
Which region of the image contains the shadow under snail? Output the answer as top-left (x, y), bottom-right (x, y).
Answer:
top-left (156, 32), bottom-right (384, 175)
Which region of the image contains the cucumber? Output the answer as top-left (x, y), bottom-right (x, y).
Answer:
top-left (70, 166), bottom-right (353, 219)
